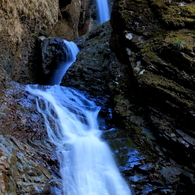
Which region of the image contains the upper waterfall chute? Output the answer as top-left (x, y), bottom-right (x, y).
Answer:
top-left (39, 38), bottom-right (79, 86)
top-left (48, 40), bottom-right (79, 85)
top-left (95, 0), bottom-right (110, 24)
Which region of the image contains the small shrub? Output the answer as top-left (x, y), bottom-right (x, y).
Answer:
top-left (172, 38), bottom-right (186, 50)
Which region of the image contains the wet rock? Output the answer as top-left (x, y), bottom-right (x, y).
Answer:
top-left (127, 149), bottom-right (145, 169)
top-left (129, 174), bottom-right (148, 183)
top-left (138, 163), bottom-right (154, 174)
top-left (161, 166), bottom-right (183, 183)
top-left (61, 22), bottom-right (112, 96)
top-left (180, 171), bottom-right (194, 184)
top-left (0, 0), bottom-right (92, 84)
top-left (176, 129), bottom-right (195, 147)
top-left (109, 0), bottom-right (195, 193)
top-left (0, 79), bottom-right (60, 194)
top-left (141, 185), bottom-right (156, 195)
top-left (0, 134), bottom-right (53, 194)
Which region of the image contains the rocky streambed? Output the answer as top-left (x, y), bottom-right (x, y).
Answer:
top-left (0, 68), bottom-right (61, 194)
top-left (0, 0), bottom-right (195, 194)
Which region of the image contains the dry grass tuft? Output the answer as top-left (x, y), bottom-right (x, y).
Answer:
top-left (0, 0), bottom-right (58, 42)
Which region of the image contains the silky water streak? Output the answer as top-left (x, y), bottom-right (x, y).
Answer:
top-left (95, 0), bottom-right (110, 24)
top-left (48, 40), bottom-right (79, 85)
top-left (27, 85), bottom-right (132, 195)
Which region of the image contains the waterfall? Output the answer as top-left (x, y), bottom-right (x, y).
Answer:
top-left (48, 40), bottom-right (79, 85)
top-left (95, 0), bottom-right (110, 24)
top-left (26, 40), bottom-right (132, 195)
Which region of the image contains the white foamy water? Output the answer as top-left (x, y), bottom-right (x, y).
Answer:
top-left (26, 38), bottom-right (131, 195)
top-left (95, 0), bottom-right (110, 24)
top-left (26, 85), bottom-right (132, 195)
top-left (48, 40), bottom-right (79, 85)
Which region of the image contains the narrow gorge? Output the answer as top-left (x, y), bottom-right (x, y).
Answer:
top-left (0, 0), bottom-right (195, 195)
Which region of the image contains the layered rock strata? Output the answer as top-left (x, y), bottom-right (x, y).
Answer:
top-left (0, 0), bottom-right (58, 84)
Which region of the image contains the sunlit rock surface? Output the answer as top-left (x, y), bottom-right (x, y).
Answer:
top-left (0, 0), bottom-right (91, 84)
top-left (0, 0), bottom-right (59, 84)
top-left (50, 0), bottom-right (91, 40)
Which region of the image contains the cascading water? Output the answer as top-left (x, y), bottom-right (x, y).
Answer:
top-left (26, 40), bottom-right (132, 195)
top-left (48, 40), bottom-right (79, 85)
top-left (95, 0), bottom-right (110, 24)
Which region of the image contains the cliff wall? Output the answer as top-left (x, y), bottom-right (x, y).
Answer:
top-left (62, 0), bottom-right (195, 193)
top-left (1, 0), bottom-right (195, 194)
top-left (0, 0), bottom-right (58, 83)
top-left (0, 0), bottom-right (91, 84)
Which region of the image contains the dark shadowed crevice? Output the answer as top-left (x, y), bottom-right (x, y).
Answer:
top-left (61, 10), bottom-right (70, 21)
top-left (59, 0), bottom-right (71, 9)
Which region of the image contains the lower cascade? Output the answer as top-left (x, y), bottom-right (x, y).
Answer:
top-left (27, 85), bottom-right (132, 195)
top-left (26, 40), bottom-right (132, 195)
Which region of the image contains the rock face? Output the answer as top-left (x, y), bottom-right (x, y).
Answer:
top-left (0, 0), bottom-right (59, 84)
top-left (61, 0), bottom-right (195, 194)
top-left (0, 69), bottom-right (60, 194)
top-left (1, 0), bottom-right (195, 194)
top-left (0, 1), bottom-right (109, 193)
top-left (50, 0), bottom-right (91, 40)
top-left (61, 22), bottom-right (112, 96)
top-left (110, 0), bottom-right (195, 193)
top-left (0, 0), bottom-right (91, 84)
top-left (110, 0), bottom-right (195, 165)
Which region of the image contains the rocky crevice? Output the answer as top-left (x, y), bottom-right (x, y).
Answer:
top-left (0, 0), bottom-right (59, 84)
top-left (50, 0), bottom-right (91, 41)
